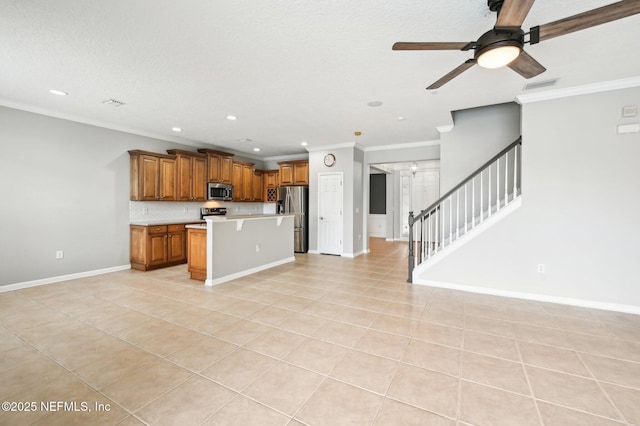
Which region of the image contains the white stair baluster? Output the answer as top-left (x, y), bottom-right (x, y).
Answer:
top-left (505, 152), bottom-right (509, 203)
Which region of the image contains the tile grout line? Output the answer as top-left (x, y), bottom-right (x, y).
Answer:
top-left (575, 351), bottom-right (629, 424)
top-left (514, 338), bottom-right (545, 426)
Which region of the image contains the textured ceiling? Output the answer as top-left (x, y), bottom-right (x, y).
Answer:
top-left (1, 0), bottom-right (639, 158)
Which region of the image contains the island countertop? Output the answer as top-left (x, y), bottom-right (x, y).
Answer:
top-left (214, 213), bottom-right (294, 221)
top-left (130, 219), bottom-right (206, 226)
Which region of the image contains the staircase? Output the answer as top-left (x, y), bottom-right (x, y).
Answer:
top-left (408, 137), bottom-right (522, 282)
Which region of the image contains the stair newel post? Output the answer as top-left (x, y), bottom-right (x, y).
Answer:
top-left (408, 211), bottom-right (414, 283)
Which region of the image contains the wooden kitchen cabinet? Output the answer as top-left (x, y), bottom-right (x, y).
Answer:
top-left (263, 170), bottom-right (279, 202)
top-left (278, 160), bottom-right (308, 186)
top-left (198, 149), bottom-right (234, 183)
top-left (130, 223), bottom-right (189, 271)
top-left (167, 149), bottom-right (207, 201)
top-left (187, 227), bottom-right (207, 280)
top-left (231, 161), bottom-right (255, 201)
top-left (129, 150), bottom-right (177, 201)
top-left (252, 170), bottom-right (264, 202)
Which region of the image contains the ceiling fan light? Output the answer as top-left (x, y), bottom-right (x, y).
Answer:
top-left (477, 45), bottom-right (521, 69)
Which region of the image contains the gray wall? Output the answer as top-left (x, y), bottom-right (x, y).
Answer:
top-left (419, 87), bottom-right (640, 308)
top-left (353, 147), bottom-right (365, 255)
top-left (210, 216), bottom-right (294, 282)
top-left (308, 146), bottom-right (355, 255)
top-left (0, 106), bottom-right (201, 287)
top-left (440, 102), bottom-right (521, 193)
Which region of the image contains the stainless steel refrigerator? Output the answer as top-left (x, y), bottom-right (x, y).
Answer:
top-left (276, 186), bottom-right (309, 253)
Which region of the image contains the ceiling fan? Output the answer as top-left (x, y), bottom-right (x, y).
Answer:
top-left (393, 0), bottom-right (640, 90)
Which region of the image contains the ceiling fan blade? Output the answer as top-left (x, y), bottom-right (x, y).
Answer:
top-left (393, 42), bottom-right (470, 51)
top-left (496, 0), bottom-right (536, 27)
top-left (537, 0), bottom-right (640, 42)
top-left (507, 50), bottom-right (546, 78)
top-left (426, 59), bottom-right (476, 90)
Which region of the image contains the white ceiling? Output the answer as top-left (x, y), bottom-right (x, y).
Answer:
top-left (1, 0), bottom-right (639, 158)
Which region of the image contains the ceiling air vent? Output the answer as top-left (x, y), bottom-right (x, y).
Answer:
top-left (523, 78), bottom-right (558, 91)
top-left (102, 98), bottom-right (126, 107)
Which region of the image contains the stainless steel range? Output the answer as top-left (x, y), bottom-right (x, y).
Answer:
top-left (200, 207), bottom-right (227, 219)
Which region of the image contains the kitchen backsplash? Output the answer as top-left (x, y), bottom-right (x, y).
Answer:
top-left (130, 201), bottom-right (276, 222)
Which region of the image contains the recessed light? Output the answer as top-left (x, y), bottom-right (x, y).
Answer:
top-left (301, 141), bottom-right (308, 146)
top-left (253, 147), bottom-right (261, 152)
top-left (367, 101), bottom-right (383, 107)
top-left (397, 117), bottom-right (405, 121)
top-left (239, 138), bottom-right (252, 143)
top-left (49, 89), bottom-right (68, 96)
top-left (226, 115), bottom-right (238, 120)
top-left (171, 127), bottom-right (182, 132)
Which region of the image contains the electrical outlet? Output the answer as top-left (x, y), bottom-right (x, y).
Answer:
top-left (537, 263), bottom-right (545, 273)
top-left (56, 250), bottom-right (64, 259)
top-left (255, 244), bottom-right (260, 252)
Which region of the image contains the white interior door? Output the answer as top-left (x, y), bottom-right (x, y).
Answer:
top-left (319, 173), bottom-right (343, 255)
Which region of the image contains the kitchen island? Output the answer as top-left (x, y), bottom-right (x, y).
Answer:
top-left (187, 214), bottom-right (295, 286)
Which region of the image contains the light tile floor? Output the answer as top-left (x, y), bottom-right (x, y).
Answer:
top-left (1, 239), bottom-right (640, 425)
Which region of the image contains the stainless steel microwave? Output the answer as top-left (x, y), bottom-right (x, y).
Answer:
top-left (207, 183), bottom-right (233, 201)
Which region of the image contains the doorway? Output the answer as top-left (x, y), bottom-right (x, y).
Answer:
top-left (318, 172), bottom-right (343, 255)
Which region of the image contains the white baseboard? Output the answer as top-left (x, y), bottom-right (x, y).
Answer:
top-left (205, 256), bottom-right (296, 286)
top-left (342, 249), bottom-right (368, 258)
top-left (414, 278), bottom-right (640, 315)
top-left (0, 265), bottom-right (132, 293)
top-left (307, 250), bottom-right (320, 254)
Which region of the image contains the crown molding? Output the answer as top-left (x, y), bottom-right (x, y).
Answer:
top-left (364, 139), bottom-right (440, 152)
top-left (305, 141), bottom-right (366, 152)
top-left (516, 76), bottom-right (640, 104)
top-left (436, 125), bottom-right (454, 133)
top-left (0, 98), bottom-right (205, 148)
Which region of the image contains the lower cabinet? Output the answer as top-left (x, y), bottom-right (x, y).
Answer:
top-left (187, 228), bottom-right (207, 280)
top-left (130, 223), bottom-right (189, 271)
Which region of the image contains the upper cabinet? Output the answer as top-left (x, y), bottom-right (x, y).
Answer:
top-left (231, 161), bottom-right (255, 201)
top-left (252, 170), bottom-right (264, 202)
top-left (278, 160), bottom-right (309, 186)
top-left (130, 147), bottom-right (287, 203)
top-left (264, 170), bottom-right (279, 202)
top-left (198, 149), bottom-right (234, 184)
top-left (167, 149), bottom-right (207, 202)
top-left (129, 150), bottom-right (177, 201)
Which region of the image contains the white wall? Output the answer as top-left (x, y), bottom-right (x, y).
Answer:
top-left (418, 86), bottom-right (640, 310)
